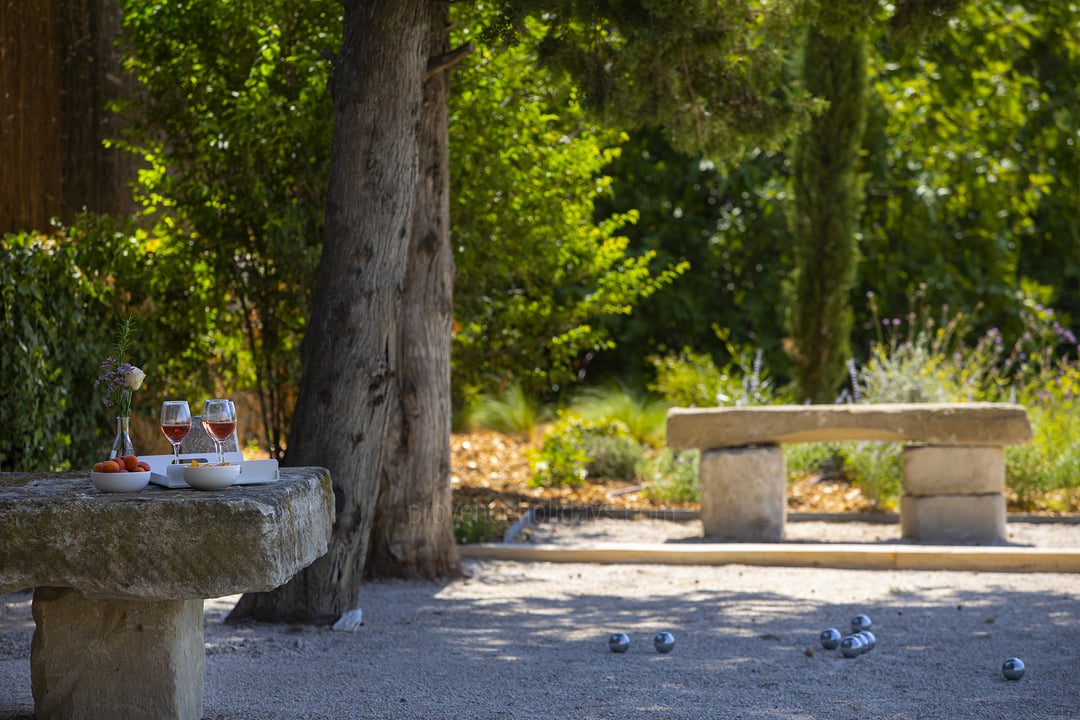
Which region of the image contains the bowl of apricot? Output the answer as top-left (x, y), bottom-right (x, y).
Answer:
top-left (91, 454), bottom-right (151, 492)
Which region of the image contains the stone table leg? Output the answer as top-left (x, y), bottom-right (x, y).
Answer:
top-left (900, 445), bottom-right (1007, 543)
top-left (31, 587), bottom-right (204, 720)
top-left (699, 445), bottom-right (786, 540)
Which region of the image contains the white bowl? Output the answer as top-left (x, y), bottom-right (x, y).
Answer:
top-left (91, 470), bottom-right (151, 493)
top-left (181, 463), bottom-right (241, 490)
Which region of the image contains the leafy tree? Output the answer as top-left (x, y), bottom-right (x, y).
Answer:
top-left (788, 14), bottom-right (870, 403)
top-left (857, 0), bottom-right (1080, 345)
top-left (229, 0), bottom-right (812, 624)
top-left (786, 0), bottom-right (972, 402)
top-left (449, 18), bottom-right (686, 404)
top-left (1, 214), bottom-right (221, 471)
top-left (115, 0), bottom-right (336, 459)
top-left (592, 129), bottom-right (794, 385)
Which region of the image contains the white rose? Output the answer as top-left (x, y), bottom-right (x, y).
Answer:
top-left (125, 367), bottom-right (146, 391)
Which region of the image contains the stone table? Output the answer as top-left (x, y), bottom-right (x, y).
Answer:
top-left (0, 467), bottom-right (333, 720)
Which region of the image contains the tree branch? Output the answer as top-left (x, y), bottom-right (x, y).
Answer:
top-left (425, 41), bottom-right (474, 79)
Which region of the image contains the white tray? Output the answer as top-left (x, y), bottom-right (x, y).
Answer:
top-left (146, 453), bottom-right (279, 489)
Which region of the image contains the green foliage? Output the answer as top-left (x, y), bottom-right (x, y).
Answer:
top-left (450, 14), bottom-right (687, 402)
top-left (482, 0), bottom-right (817, 158)
top-left (527, 416), bottom-right (592, 487)
top-left (647, 349), bottom-right (728, 407)
top-left (579, 421), bottom-right (645, 482)
top-left (857, 0), bottom-right (1078, 346)
top-left (783, 443), bottom-right (843, 483)
top-left (527, 415), bottom-right (645, 486)
top-left (842, 442), bottom-right (903, 510)
top-left (114, 0), bottom-right (338, 458)
top-left (459, 384), bottom-right (552, 438)
top-left (787, 23), bottom-right (868, 403)
top-left (788, 439), bottom-right (903, 511)
top-left (641, 449), bottom-right (700, 505)
top-left (1007, 400), bottom-right (1080, 511)
top-left (0, 216), bottom-right (219, 471)
top-left (453, 504), bottom-right (508, 544)
top-left (1, 230), bottom-right (112, 470)
top-left (591, 130), bottom-right (794, 385)
top-left (568, 384), bottom-right (669, 447)
top-left (647, 336), bottom-right (782, 408)
top-left (835, 287), bottom-right (1080, 509)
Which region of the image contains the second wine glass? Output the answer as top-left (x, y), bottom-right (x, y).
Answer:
top-left (201, 399), bottom-right (237, 466)
top-left (160, 401), bottom-right (192, 465)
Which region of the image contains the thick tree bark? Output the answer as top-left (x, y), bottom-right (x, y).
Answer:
top-left (1, 0), bottom-right (135, 234)
top-left (227, 0), bottom-right (428, 625)
top-left (57, 0), bottom-right (136, 221)
top-left (365, 2), bottom-right (461, 580)
top-left (1, 0), bottom-right (62, 233)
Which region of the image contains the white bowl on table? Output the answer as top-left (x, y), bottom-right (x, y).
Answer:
top-left (91, 470), bottom-right (151, 493)
top-left (181, 463), bottom-right (241, 490)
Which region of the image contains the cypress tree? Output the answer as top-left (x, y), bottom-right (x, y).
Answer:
top-left (788, 21), bottom-right (868, 403)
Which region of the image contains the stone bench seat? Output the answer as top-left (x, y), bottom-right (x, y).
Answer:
top-left (0, 467), bottom-right (333, 720)
top-left (666, 403), bottom-right (1033, 543)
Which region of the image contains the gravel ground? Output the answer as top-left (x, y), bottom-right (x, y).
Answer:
top-left (3, 518), bottom-right (1080, 719)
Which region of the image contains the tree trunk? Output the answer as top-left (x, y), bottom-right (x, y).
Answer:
top-left (57, 0), bottom-right (137, 222)
top-left (365, 2), bottom-right (460, 580)
top-left (0, 0), bottom-right (136, 235)
top-left (1, 0), bottom-right (62, 233)
top-left (787, 25), bottom-right (868, 403)
top-left (227, 0), bottom-right (428, 625)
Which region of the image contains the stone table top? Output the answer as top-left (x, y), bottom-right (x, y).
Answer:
top-left (0, 467), bottom-right (333, 601)
top-left (667, 402), bottom-right (1033, 449)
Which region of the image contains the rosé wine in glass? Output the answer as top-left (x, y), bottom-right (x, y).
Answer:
top-left (201, 399), bottom-right (236, 465)
top-left (160, 401), bottom-right (192, 465)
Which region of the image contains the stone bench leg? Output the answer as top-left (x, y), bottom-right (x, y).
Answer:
top-left (31, 587), bottom-right (204, 720)
top-left (900, 445), bottom-right (1006, 543)
top-left (699, 445), bottom-right (786, 540)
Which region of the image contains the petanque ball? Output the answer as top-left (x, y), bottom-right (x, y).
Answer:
top-left (851, 614), bottom-right (873, 633)
top-left (820, 628), bottom-right (842, 650)
top-left (608, 633), bottom-right (631, 654)
top-left (1002, 657), bottom-right (1025, 680)
top-left (654, 632), bottom-right (676, 654)
top-left (856, 631), bottom-right (876, 652)
top-left (840, 635), bottom-right (864, 658)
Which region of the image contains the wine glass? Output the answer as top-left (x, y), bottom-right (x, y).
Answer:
top-left (160, 401), bottom-right (192, 465)
top-left (201, 399), bottom-right (237, 466)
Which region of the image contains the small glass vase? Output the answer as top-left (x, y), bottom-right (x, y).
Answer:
top-left (109, 416), bottom-right (136, 459)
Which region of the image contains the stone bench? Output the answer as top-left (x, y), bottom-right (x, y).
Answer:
top-left (0, 467), bottom-right (333, 720)
top-left (666, 403), bottom-right (1033, 543)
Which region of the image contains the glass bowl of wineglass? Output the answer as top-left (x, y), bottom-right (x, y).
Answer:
top-left (201, 398), bottom-right (237, 466)
top-left (160, 400), bottom-right (192, 465)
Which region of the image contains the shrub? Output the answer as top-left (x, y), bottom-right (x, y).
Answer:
top-left (848, 288), bottom-right (1080, 510)
top-left (648, 335), bottom-right (781, 409)
top-left (842, 442), bottom-right (903, 510)
top-left (641, 449), bottom-right (700, 505)
top-left (460, 384), bottom-right (551, 439)
top-left (453, 504), bottom-right (508, 544)
top-left (784, 443), bottom-right (845, 481)
top-left (569, 383), bottom-right (669, 447)
top-left (528, 417), bottom-right (591, 487)
top-left (582, 422), bottom-right (645, 481)
top-left (528, 416), bottom-right (645, 486)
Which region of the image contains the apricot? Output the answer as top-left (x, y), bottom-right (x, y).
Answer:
top-left (123, 455), bottom-right (140, 471)
top-left (102, 460), bottom-right (121, 473)
top-left (93, 461), bottom-right (105, 473)
top-left (136, 461), bottom-right (151, 472)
